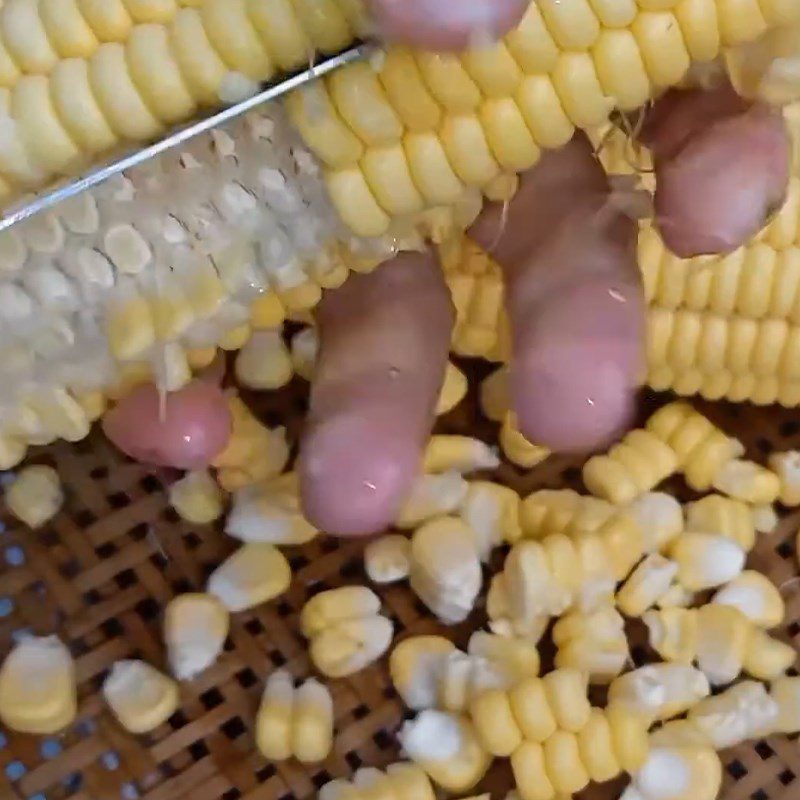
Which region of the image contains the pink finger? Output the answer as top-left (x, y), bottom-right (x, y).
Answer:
top-left (299, 252), bottom-right (453, 536)
top-left (641, 83), bottom-right (790, 258)
top-left (368, 0), bottom-right (527, 50)
top-left (470, 135), bottom-right (644, 453)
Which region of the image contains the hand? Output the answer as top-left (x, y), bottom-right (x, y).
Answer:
top-left (298, 0), bottom-right (790, 534)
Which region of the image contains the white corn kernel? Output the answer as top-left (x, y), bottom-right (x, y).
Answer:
top-left (0, 635), bottom-right (77, 734)
top-left (625, 745), bottom-right (722, 800)
top-left (364, 534), bottom-right (411, 584)
top-left (409, 516), bottom-right (482, 624)
top-left (398, 710), bottom-right (491, 793)
top-left (752, 503), bottom-right (779, 533)
top-left (669, 532), bottom-right (745, 591)
top-left (396, 471), bottom-right (469, 528)
top-left (390, 635), bottom-right (457, 711)
top-left (617, 554), bottom-right (679, 617)
top-left (103, 660), bottom-right (179, 734)
top-left (207, 543), bottom-right (291, 612)
top-left (5, 464), bottom-right (63, 528)
top-left (712, 570), bottom-right (785, 629)
top-left (164, 593), bottom-right (230, 681)
top-left (459, 480), bottom-right (522, 561)
top-left (608, 665), bottom-right (710, 722)
top-left (225, 472), bottom-right (317, 545)
top-left (423, 436), bottom-right (500, 475)
top-left (168, 470), bottom-right (224, 524)
top-left (771, 676), bottom-right (800, 735)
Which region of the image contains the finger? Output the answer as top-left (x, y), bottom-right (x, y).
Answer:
top-left (640, 82), bottom-right (790, 258)
top-left (470, 135), bottom-right (644, 453)
top-left (299, 251), bottom-right (453, 536)
top-left (368, 0), bottom-right (527, 50)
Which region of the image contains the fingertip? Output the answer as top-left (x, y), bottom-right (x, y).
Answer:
top-left (369, 0), bottom-right (527, 50)
top-left (299, 405), bottom-right (422, 537)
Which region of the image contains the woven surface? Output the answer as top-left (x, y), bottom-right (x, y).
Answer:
top-left (1, 371), bottom-right (800, 800)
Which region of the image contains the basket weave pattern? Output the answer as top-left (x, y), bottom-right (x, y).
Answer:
top-left (1, 378), bottom-right (800, 800)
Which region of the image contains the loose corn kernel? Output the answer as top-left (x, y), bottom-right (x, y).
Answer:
top-left (0, 635), bottom-right (77, 734)
top-left (552, 607), bottom-right (629, 683)
top-left (301, 586), bottom-right (393, 678)
top-left (583, 428), bottom-right (678, 505)
top-left (459, 480), bottom-right (522, 561)
top-left (768, 450), bottom-right (800, 505)
top-left (398, 710), bottom-right (491, 794)
top-left (207, 542), bottom-right (291, 613)
top-left (608, 665), bottom-right (710, 722)
top-left (163, 593), bottom-right (229, 681)
top-left (422, 435), bottom-right (500, 475)
top-left (688, 681), bottom-right (778, 749)
top-left (390, 635), bottom-right (457, 711)
top-left (684, 494), bottom-right (756, 551)
top-left (396, 471), bottom-right (469, 528)
top-left (409, 516), bottom-right (482, 624)
top-left (437, 362), bottom-right (468, 415)
top-left (623, 744), bottom-right (722, 800)
top-left (225, 472), bottom-right (318, 546)
top-left (668, 532), bottom-right (746, 591)
top-left (4, 463), bottom-right (63, 528)
top-left (617, 554), bottom-right (679, 617)
top-left (364, 534), bottom-right (411, 584)
top-left (256, 670), bottom-right (334, 763)
top-left (712, 570), bottom-right (785, 629)
top-left (168, 469), bottom-right (224, 524)
top-left (103, 660), bottom-right (179, 734)
top-left (712, 458), bottom-right (781, 504)
top-left (500, 412), bottom-right (551, 468)
top-left (234, 329), bottom-right (293, 390)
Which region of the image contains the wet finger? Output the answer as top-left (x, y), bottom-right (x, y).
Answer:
top-left (299, 251), bottom-right (453, 536)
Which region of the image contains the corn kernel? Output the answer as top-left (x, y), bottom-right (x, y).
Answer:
top-left (609, 665), bottom-right (710, 722)
top-left (617, 554), bottom-right (679, 617)
top-left (460, 480), bottom-right (522, 561)
top-left (500, 412), bottom-right (551, 468)
top-left (390, 635), bottom-right (457, 711)
top-left (364, 534), bottom-right (411, 584)
top-left (768, 450), bottom-right (800, 505)
top-left (207, 542), bottom-right (291, 612)
top-left (396, 471), bottom-right (469, 528)
top-left (168, 469), bottom-right (224, 524)
top-left (234, 329), bottom-right (293, 390)
top-left (164, 593), bottom-right (229, 681)
top-left (103, 660), bottom-right (179, 734)
top-left (712, 570), bottom-right (785, 629)
top-left (5, 464), bottom-right (63, 528)
top-left (669, 532), bottom-right (745, 591)
top-left (422, 435), bottom-right (500, 475)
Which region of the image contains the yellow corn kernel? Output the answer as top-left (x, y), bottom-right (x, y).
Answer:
top-left (479, 366), bottom-right (510, 423)
top-left (377, 48), bottom-right (442, 133)
top-left (544, 730), bottom-right (590, 795)
top-left (520, 489), bottom-right (614, 539)
top-left (399, 711), bottom-right (491, 794)
top-left (771, 676), bottom-right (800, 735)
top-left (712, 570), bottom-right (785, 629)
top-left (583, 428), bottom-right (678, 505)
top-left (207, 542), bottom-right (291, 613)
top-left (256, 669), bottom-right (294, 761)
top-left (552, 607), bottom-right (629, 684)
top-left (512, 740), bottom-right (556, 800)
top-left (644, 608), bottom-right (699, 665)
top-left (684, 493), bottom-right (756, 551)
top-left (609, 664), bottom-right (710, 722)
top-left (390, 635), bottom-right (456, 711)
top-left (542, 668), bottom-right (592, 733)
top-left (234, 329), bottom-right (293, 390)
top-left (301, 587), bottom-right (393, 678)
top-left (508, 676), bottom-right (558, 743)
top-left (5, 464), bottom-right (63, 528)
top-left (0, 636), bottom-right (77, 734)
top-left (107, 284), bottom-right (156, 361)
top-left (646, 402), bottom-right (745, 491)
top-left (627, 744), bottom-right (722, 800)
top-left (103, 660), bottom-right (179, 734)
top-left (617, 554), bottom-right (679, 617)
top-left (501, 412), bottom-right (551, 468)
top-left (627, 492), bottom-right (684, 553)
top-left (469, 688), bottom-right (523, 756)
top-left (768, 450), bottom-right (800, 505)
top-left (605, 703), bottom-right (651, 774)
top-left (409, 516), bottom-right (482, 624)
top-left (743, 627), bottom-right (797, 680)
top-left (423, 435), bottom-right (499, 476)
top-left (168, 470), bottom-right (224, 525)
top-left (712, 458), bottom-right (781, 504)
top-left (437, 362), bottom-right (468, 415)
top-left (164, 593), bottom-right (229, 681)
top-left (384, 762), bottom-right (437, 800)
top-left (688, 681), bottom-right (778, 749)
top-left (696, 605), bottom-right (752, 685)
top-left (396, 472), bottom-right (469, 528)
top-left (292, 677), bottom-right (334, 763)
top-left (669, 532), bottom-right (746, 591)
top-left (364, 534), bottom-right (411, 585)
top-left (577, 708), bottom-right (621, 784)
top-left (460, 480), bottom-right (523, 561)
top-left (249, 291), bottom-right (286, 330)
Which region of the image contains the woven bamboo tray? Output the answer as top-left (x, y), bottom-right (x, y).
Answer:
top-left (1, 367), bottom-right (799, 800)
